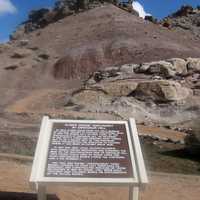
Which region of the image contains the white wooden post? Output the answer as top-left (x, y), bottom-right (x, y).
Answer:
top-left (37, 184), bottom-right (47, 200)
top-left (129, 186), bottom-right (139, 200)
top-left (133, 186), bottom-right (139, 200)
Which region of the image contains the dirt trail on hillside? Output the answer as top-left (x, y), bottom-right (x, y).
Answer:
top-left (0, 159), bottom-right (200, 200)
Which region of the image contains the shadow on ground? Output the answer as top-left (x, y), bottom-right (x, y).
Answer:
top-left (0, 192), bottom-right (59, 200)
top-left (161, 148), bottom-right (200, 171)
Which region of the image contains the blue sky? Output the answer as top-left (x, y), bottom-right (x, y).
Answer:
top-left (0, 0), bottom-right (200, 43)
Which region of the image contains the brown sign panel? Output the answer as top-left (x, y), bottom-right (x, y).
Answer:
top-left (45, 122), bottom-right (133, 178)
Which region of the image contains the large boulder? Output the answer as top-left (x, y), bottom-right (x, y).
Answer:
top-left (70, 88), bottom-right (110, 106)
top-left (167, 58), bottom-right (187, 75)
top-left (91, 80), bottom-right (138, 97)
top-left (130, 80), bottom-right (192, 103)
top-left (135, 61), bottom-right (177, 78)
top-left (11, 48), bottom-right (32, 59)
top-left (186, 58), bottom-right (200, 73)
top-left (135, 59), bottom-right (190, 77)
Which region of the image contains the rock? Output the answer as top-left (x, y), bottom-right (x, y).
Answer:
top-left (71, 88), bottom-right (110, 105)
top-left (19, 39), bottom-right (29, 46)
top-left (147, 61), bottom-right (176, 78)
top-left (38, 53), bottom-right (50, 60)
top-left (194, 89), bottom-right (200, 96)
top-left (135, 59), bottom-right (191, 77)
top-left (29, 8), bottom-right (50, 23)
top-left (136, 61), bottom-right (176, 78)
top-left (92, 80), bottom-right (138, 97)
top-left (120, 64), bottom-right (139, 74)
top-left (167, 58), bottom-right (187, 75)
top-left (11, 48), bottom-right (32, 59)
top-left (10, 26), bottom-right (25, 40)
top-left (89, 69), bottom-right (120, 83)
top-left (145, 15), bottom-right (158, 24)
top-left (4, 65), bottom-right (19, 70)
top-left (187, 58), bottom-right (200, 73)
top-left (172, 5), bottom-right (194, 17)
top-left (161, 5), bottom-right (200, 39)
top-left (130, 80), bottom-right (191, 103)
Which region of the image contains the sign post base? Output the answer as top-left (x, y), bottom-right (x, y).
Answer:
top-left (37, 184), bottom-right (47, 200)
top-left (129, 186), bottom-right (139, 200)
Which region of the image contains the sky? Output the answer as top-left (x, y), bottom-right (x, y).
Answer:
top-left (0, 0), bottom-right (200, 43)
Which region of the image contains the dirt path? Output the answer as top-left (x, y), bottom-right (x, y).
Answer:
top-left (0, 158), bottom-right (200, 200)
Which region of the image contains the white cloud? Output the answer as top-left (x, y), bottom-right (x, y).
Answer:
top-left (132, 1), bottom-right (151, 19)
top-left (0, 0), bottom-right (17, 15)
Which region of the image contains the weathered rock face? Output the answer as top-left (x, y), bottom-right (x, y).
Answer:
top-left (11, 48), bottom-right (32, 59)
top-left (136, 61), bottom-right (176, 78)
top-left (90, 80), bottom-right (138, 97)
top-left (161, 5), bottom-right (200, 39)
top-left (135, 59), bottom-right (189, 78)
top-left (132, 80), bottom-right (191, 102)
top-left (53, 49), bottom-right (104, 79)
top-left (85, 58), bottom-right (200, 83)
top-left (167, 58), bottom-right (187, 75)
top-left (63, 57), bottom-right (200, 125)
top-left (187, 58), bottom-right (200, 73)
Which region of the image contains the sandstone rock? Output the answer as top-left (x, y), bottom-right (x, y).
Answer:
top-left (72, 88), bottom-right (108, 103)
top-left (19, 39), bottom-right (29, 46)
top-left (161, 5), bottom-right (200, 39)
top-left (90, 69), bottom-right (120, 83)
top-left (130, 80), bottom-right (191, 103)
top-left (120, 64), bottom-right (139, 74)
top-left (93, 80), bottom-right (138, 97)
top-left (136, 61), bottom-right (176, 78)
top-left (167, 58), bottom-right (187, 75)
top-left (147, 61), bottom-right (176, 78)
top-left (11, 49), bottom-right (32, 59)
top-left (187, 58), bottom-right (200, 73)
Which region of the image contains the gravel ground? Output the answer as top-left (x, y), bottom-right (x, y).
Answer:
top-left (0, 159), bottom-right (200, 200)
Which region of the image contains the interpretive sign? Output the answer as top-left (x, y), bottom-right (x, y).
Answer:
top-left (30, 117), bottom-right (148, 200)
top-left (45, 122), bottom-right (133, 178)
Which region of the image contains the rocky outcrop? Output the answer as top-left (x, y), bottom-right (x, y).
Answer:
top-left (11, 48), bottom-right (32, 59)
top-left (161, 5), bottom-right (200, 38)
top-left (135, 59), bottom-right (189, 78)
top-left (88, 80), bottom-right (138, 97)
top-left (130, 80), bottom-right (191, 103)
top-left (187, 58), bottom-right (200, 73)
top-left (62, 57), bottom-right (200, 125)
top-left (86, 58), bottom-right (200, 83)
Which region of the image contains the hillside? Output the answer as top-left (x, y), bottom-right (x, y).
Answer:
top-left (1, 4), bottom-right (200, 83)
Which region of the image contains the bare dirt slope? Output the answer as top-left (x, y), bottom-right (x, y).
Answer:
top-left (0, 159), bottom-right (200, 200)
top-left (0, 4), bottom-right (200, 126)
top-left (3, 4), bottom-right (200, 81)
top-left (27, 4), bottom-right (200, 79)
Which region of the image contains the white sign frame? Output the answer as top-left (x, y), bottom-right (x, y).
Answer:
top-left (30, 116), bottom-right (148, 200)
